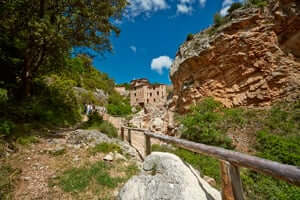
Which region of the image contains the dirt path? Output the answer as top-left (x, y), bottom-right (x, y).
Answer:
top-left (1, 129), bottom-right (140, 200)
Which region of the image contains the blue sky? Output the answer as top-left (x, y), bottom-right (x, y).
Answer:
top-left (93, 0), bottom-right (241, 84)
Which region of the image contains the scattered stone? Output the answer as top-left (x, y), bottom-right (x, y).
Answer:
top-left (23, 177), bottom-right (31, 181)
top-left (103, 152), bottom-right (114, 162)
top-left (203, 175), bottom-right (217, 187)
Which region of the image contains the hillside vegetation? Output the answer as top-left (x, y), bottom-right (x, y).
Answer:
top-left (154, 97), bottom-right (300, 200)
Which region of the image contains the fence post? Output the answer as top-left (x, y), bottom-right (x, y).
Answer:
top-left (220, 161), bottom-right (244, 200)
top-left (128, 129), bottom-right (132, 145)
top-left (144, 132), bottom-right (151, 156)
top-left (121, 127), bottom-right (124, 141)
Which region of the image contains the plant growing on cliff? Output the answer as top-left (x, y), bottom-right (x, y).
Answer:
top-left (213, 13), bottom-right (225, 27)
top-left (186, 33), bottom-right (194, 41)
top-left (228, 2), bottom-right (243, 14)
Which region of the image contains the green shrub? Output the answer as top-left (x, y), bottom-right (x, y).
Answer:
top-left (256, 130), bottom-right (300, 166)
top-left (214, 13), bottom-right (225, 27)
top-left (89, 142), bottom-right (122, 155)
top-left (246, 0), bottom-right (268, 7)
top-left (186, 33), bottom-right (194, 41)
top-left (179, 98), bottom-right (234, 149)
top-left (16, 136), bottom-right (39, 145)
top-left (98, 121), bottom-right (118, 138)
top-left (106, 92), bottom-right (132, 116)
top-left (81, 112), bottom-right (103, 129)
top-left (228, 2), bottom-right (243, 14)
top-left (0, 120), bottom-right (15, 136)
top-left (0, 88), bottom-right (8, 103)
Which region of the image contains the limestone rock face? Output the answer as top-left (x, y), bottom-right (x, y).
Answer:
top-left (170, 0), bottom-right (300, 112)
top-left (118, 152), bottom-right (221, 200)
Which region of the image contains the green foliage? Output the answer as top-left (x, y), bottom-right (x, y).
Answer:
top-left (228, 2), bottom-right (243, 14)
top-left (59, 167), bottom-right (93, 192)
top-left (246, 0), bottom-right (268, 7)
top-left (0, 120), bottom-right (15, 136)
top-left (179, 98), bottom-right (234, 149)
top-left (106, 92), bottom-right (132, 116)
top-left (63, 56), bottom-right (116, 94)
top-left (213, 13), bottom-right (225, 27)
top-left (177, 98), bottom-right (300, 199)
top-left (242, 171), bottom-right (300, 200)
top-left (0, 165), bottom-right (21, 200)
top-left (152, 144), bottom-right (221, 187)
top-left (0, 0), bottom-right (127, 98)
top-left (186, 33), bottom-right (194, 41)
top-left (97, 121), bottom-right (118, 138)
top-left (81, 113), bottom-right (118, 138)
top-left (81, 112), bottom-right (104, 129)
top-left (0, 88), bottom-right (8, 103)
top-left (89, 142), bottom-right (122, 155)
top-left (16, 136), bottom-right (39, 145)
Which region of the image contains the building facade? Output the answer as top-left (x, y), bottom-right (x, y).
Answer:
top-left (130, 78), bottom-right (167, 107)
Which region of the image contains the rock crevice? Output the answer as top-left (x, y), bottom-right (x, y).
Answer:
top-left (170, 0), bottom-right (300, 112)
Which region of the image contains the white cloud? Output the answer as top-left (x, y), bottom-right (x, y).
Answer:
top-left (220, 5), bottom-right (230, 16)
top-left (220, 0), bottom-right (243, 16)
top-left (177, 4), bottom-right (193, 14)
top-left (199, 0), bottom-right (206, 7)
top-left (130, 45), bottom-right (137, 53)
top-left (222, 0), bottom-right (233, 6)
top-left (126, 0), bottom-right (169, 18)
top-left (151, 56), bottom-right (173, 74)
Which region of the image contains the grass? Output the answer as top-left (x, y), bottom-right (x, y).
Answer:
top-left (0, 165), bottom-right (21, 200)
top-left (16, 135), bottom-right (39, 145)
top-left (81, 113), bottom-right (118, 138)
top-left (53, 160), bottom-right (139, 196)
top-left (89, 142), bottom-right (122, 155)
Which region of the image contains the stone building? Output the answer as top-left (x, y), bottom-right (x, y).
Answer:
top-left (130, 78), bottom-right (167, 107)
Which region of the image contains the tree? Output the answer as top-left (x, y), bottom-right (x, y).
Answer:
top-left (213, 13), bottom-right (224, 27)
top-left (228, 2), bottom-right (243, 14)
top-left (0, 0), bottom-right (127, 98)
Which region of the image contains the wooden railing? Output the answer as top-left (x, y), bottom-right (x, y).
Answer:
top-left (121, 126), bottom-right (300, 200)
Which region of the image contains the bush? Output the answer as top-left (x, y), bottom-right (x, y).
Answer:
top-left (0, 88), bottom-right (8, 103)
top-left (186, 33), bottom-right (194, 41)
top-left (98, 121), bottom-right (118, 138)
top-left (246, 0), bottom-right (268, 7)
top-left (228, 2), bottom-right (243, 14)
top-left (0, 120), bottom-right (15, 136)
top-left (106, 92), bottom-right (132, 116)
top-left (81, 112), bottom-right (103, 129)
top-left (16, 136), bottom-right (39, 145)
top-left (179, 98), bottom-right (234, 149)
top-left (214, 13), bottom-right (225, 27)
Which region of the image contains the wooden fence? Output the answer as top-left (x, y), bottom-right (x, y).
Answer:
top-left (121, 126), bottom-right (300, 200)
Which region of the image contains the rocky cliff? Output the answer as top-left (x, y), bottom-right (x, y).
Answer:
top-left (170, 0), bottom-right (300, 112)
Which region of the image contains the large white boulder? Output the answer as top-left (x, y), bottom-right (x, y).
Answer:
top-left (118, 152), bottom-right (221, 200)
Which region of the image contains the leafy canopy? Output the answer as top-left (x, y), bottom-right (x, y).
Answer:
top-left (0, 0), bottom-right (127, 97)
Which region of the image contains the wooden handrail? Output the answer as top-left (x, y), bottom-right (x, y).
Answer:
top-left (122, 126), bottom-right (300, 200)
